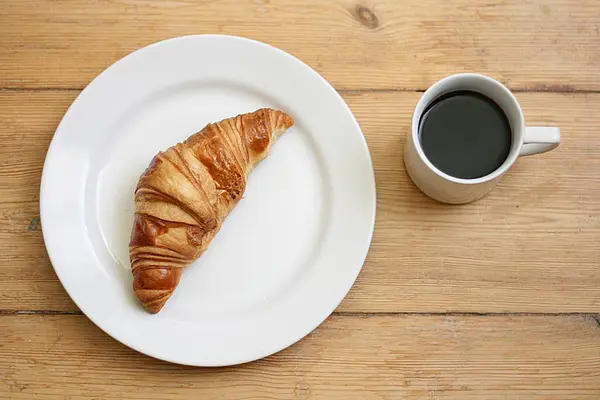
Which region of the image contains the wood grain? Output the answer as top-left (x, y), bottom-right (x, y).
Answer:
top-left (1, 0), bottom-right (600, 90)
top-left (1, 314), bottom-right (599, 399)
top-left (0, 91), bottom-right (599, 313)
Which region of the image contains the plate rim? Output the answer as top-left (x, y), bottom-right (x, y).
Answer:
top-left (40, 34), bottom-right (376, 366)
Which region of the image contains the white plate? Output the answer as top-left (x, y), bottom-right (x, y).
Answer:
top-left (41, 35), bottom-right (376, 366)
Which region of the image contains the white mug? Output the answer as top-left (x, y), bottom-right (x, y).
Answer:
top-left (404, 73), bottom-right (560, 204)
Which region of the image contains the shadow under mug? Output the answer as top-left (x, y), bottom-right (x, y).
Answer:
top-left (404, 73), bottom-right (560, 204)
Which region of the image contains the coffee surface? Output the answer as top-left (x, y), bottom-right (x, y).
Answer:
top-left (419, 90), bottom-right (512, 179)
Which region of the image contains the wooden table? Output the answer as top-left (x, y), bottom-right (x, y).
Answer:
top-left (1, 1), bottom-right (599, 398)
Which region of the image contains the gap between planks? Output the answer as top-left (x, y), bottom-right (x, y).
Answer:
top-left (1, 309), bottom-right (599, 324)
top-left (2, 87), bottom-right (600, 94)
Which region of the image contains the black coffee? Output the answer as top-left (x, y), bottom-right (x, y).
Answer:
top-left (419, 90), bottom-right (512, 179)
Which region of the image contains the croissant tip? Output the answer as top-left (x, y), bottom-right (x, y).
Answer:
top-left (254, 107), bottom-right (294, 129)
top-left (132, 267), bottom-right (182, 314)
top-left (144, 302), bottom-right (166, 314)
top-left (279, 111), bottom-right (294, 129)
top-left (134, 289), bottom-right (174, 314)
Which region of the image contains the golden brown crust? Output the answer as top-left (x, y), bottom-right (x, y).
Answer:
top-left (129, 108), bottom-right (294, 313)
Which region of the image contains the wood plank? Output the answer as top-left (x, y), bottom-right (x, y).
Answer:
top-left (1, 0), bottom-right (600, 90)
top-left (0, 91), bottom-right (79, 311)
top-left (1, 91), bottom-right (599, 312)
top-left (1, 314), bottom-right (599, 399)
top-left (344, 91), bottom-right (600, 312)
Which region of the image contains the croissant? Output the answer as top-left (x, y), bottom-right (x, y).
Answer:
top-left (129, 108), bottom-right (294, 313)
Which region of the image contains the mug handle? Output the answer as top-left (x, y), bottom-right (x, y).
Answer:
top-left (519, 127), bottom-right (561, 156)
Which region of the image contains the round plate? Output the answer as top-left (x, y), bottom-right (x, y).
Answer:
top-left (41, 35), bottom-right (376, 366)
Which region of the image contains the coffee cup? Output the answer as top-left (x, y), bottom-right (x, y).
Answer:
top-left (404, 73), bottom-right (560, 204)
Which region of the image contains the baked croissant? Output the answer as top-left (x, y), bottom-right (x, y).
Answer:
top-left (129, 108), bottom-right (294, 313)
